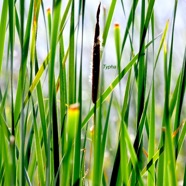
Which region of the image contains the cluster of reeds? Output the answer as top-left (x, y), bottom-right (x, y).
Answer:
top-left (0, 0), bottom-right (185, 185)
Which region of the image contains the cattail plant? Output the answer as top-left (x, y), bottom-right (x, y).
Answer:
top-left (92, 2), bottom-right (101, 104)
top-left (0, 0), bottom-right (186, 185)
top-left (92, 3), bottom-right (103, 186)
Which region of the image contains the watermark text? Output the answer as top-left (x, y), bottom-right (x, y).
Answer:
top-left (103, 64), bottom-right (116, 70)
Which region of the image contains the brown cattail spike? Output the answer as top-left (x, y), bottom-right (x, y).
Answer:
top-left (96, 3), bottom-right (101, 23)
top-left (92, 3), bottom-right (101, 104)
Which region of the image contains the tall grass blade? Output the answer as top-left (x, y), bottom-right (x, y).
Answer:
top-left (121, 0), bottom-right (139, 54)
top-left (134, 2), bottom-right (146, 179)
top-left (147, 73), bottom-right (155, 185)
top-left (123, 121), bottom-right (144, 185)
top-left (32, 99), bottom-right (45, 186)
top-left (176, 121), bottom-right (186, 157)
top-left (114, 23), bottom-right (121, 77)
top-left (62, 104), bottom-right (79, 185)
top-left (147, 20), bottom-right (169, 184)
top-left (139, 0), bottom-right (155, 51)
top-left (68, 0), bottom-right (75, 104)
top-left (2, 134), bottom-right (14, 185)
top-left (8, 0), bottom-right (16, 184)
top-left (110, 142), bottom-right (120, 185)
top-left (169, 75), bottom-right (180, 116)
top-left (167, 0), bottom-right (178, 96)
top-left (0, 0), bottom-right (8, 72)
top-left (173, 48), bottom-right (186, 158)
top-left (101, 93), bottom-right (113, 177)
top-left (59, 0), bottom-right (73, 35)
top-left (0, 113), bottom-right (10, 140)
top-left (119, 70), bottom-right (132, 185)
top-left (35, 59), bottom-right (48, 159)
top-left (48, 1), bottom-right (62, 184)
top-left (0, 83), bottom-right (8, 119)
top-left (59, 36), bottom-right (66, 155)
top-left (162, 44), bottom-right (177, 186)
top-left (9, 0), bottom-right (15, 136)
top-left (148, 10), bottom-right (155, 183)
top-left (47, 8), bottom-right (52, 43)
top-left (184, 165), bottom-right (186, 186)
top-left (73, 0), bottom-right (86, 184)
top-left (102, 0), bottom-right (117, 47)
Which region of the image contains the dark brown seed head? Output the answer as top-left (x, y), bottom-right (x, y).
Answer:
top-left (96, 3), bottom-right (101, 23)
top-left (92, 3), bottom-right (101, 104)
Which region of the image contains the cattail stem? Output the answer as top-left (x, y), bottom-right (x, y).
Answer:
top-left (92, 3), bottom-right (101, 104)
